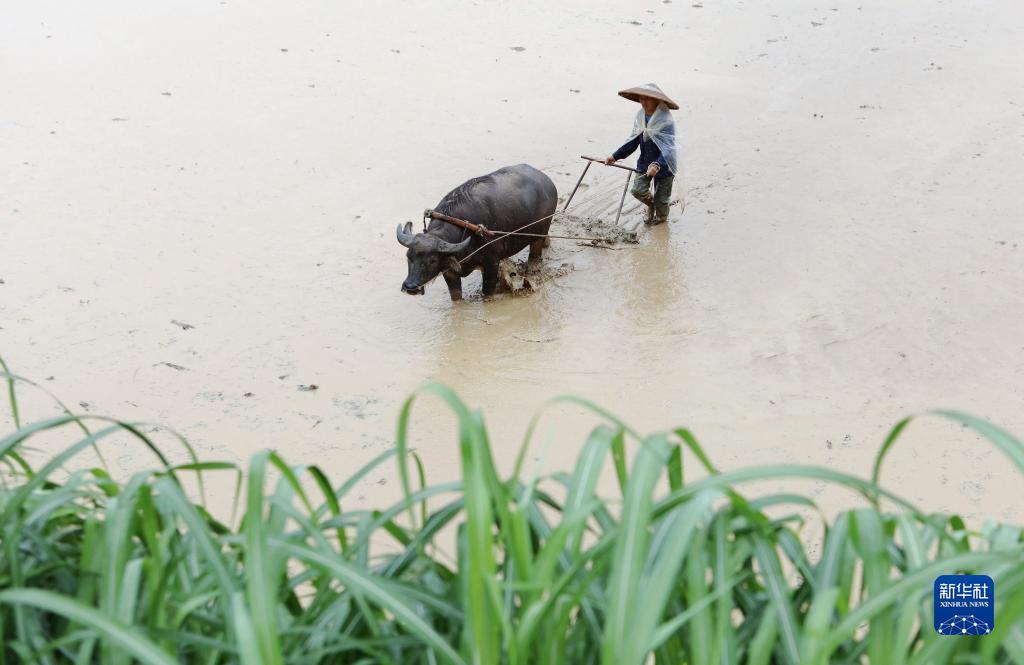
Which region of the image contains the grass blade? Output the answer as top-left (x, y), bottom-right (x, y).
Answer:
top-left (0, 589), bottom-right (177, 665)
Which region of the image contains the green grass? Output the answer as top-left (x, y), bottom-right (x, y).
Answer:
top-left (1, 358), bottom-right (1023, 664)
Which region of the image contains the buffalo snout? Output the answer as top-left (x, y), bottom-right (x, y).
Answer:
top-left (401, 280), bottom-right (425, 295)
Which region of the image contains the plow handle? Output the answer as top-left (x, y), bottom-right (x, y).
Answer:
top-left (581, 155), bottom-right (640, 172)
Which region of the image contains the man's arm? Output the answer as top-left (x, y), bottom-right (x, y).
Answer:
top-left (606, 135), bottom-right (641, 164)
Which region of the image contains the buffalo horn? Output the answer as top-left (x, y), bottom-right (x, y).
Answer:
top-left (396, 221), bottom-right (416, 247)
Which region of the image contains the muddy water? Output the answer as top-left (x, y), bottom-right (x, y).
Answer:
top-left (3, 0), bottom-right (1023, 522)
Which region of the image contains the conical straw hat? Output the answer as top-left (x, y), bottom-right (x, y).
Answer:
top-left (617, 82), bottom-right (679, 110)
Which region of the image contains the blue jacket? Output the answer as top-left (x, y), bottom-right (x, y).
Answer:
top-left (613, 116), bottom-right (673, 179)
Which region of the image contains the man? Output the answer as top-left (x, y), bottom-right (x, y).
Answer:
top-left (605, 83), bottom-right (680, 225)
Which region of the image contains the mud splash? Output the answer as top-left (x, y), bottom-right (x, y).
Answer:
top-left (497, 212), bottom-right (643, 293)
top-left (552, 213), bottom-right (642, 245)
top-left (497, 257), bottom-right (574, 294)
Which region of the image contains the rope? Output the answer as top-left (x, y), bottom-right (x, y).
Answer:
top-left (454, 170), bottom-right (636, 266)
top-left (478, 229), bottom-right (616, 242)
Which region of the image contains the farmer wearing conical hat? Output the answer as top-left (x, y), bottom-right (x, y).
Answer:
top-left (604, 83), bottom-right (680, 225)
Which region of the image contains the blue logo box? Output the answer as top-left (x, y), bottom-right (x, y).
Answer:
top-left (934, 575), bottom-right (994, 635)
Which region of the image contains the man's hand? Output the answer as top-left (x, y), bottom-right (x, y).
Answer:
top-left (646, 163), bottom-right (660, 178)
top-left (604, 156), bottom-right (616, 165)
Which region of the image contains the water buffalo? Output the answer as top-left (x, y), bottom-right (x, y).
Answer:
top-left (397, 164), bottom-right (557, 300)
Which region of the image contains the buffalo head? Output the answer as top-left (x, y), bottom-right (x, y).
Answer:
top-left (396, 222), bottom-right (472, 295)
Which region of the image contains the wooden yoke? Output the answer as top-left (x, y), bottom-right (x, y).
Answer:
top-left (423, 209), bottom-right (496, 238)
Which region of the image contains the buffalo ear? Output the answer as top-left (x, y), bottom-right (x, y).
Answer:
top-left (446, 256), bottom-right (462, 274)
top-left (396, 222), bottom-right (415, 247)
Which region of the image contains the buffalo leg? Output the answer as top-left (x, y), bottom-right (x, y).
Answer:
top-left (529, 238), bottom-right (544, 261)
top-left (443, 271), bottom-right (463, 301)
top-left (481, 261), bottom-right (499, 297)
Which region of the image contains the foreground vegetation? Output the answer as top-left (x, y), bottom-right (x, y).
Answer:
top-left (1, 359), bottom-right (1023, 664)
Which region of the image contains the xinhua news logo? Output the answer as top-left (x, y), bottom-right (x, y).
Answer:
top-left (934, 575), bottom-right (994, 636)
